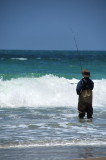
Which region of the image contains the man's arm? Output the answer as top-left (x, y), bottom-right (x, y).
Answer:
top-left (90, 80), bottom-right (94, 90)
top-left (76, 80), bottom-right (83, 95)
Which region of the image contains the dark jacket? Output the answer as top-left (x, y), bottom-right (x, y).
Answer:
top-left (76, 78), bottom-right (94, 95)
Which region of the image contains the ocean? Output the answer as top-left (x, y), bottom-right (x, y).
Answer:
top-left (0, 50), bottom-right (106, 160)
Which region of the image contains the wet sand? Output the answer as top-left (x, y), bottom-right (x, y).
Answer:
top-left (0, 145), bottom-right (106, 160)
top-left (74, 158), bottom-right (106, 160)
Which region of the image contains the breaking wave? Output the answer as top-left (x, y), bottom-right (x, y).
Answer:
top-left (0, 75), bottom-right (106, 108)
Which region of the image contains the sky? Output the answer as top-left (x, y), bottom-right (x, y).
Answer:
top-left (0, 0), bottom-right (106, 50)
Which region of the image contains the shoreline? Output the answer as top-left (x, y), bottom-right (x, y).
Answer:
top-left (74, 158), bottom-right (106, 160)
top-left (0, 145), bottom-right (106, 160)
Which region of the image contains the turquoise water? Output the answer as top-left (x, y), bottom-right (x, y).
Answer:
top-left (0, 50), bottom-right (106, 80)
top-left (0, 50), bottom-right (106, 159)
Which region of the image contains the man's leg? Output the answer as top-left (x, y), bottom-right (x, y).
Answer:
top-left (78, 100), bottom-right (86, 119)
top-left (87, 104), bottom-right (93, 119)
top-left (78, 110), bottom-right (85, 119)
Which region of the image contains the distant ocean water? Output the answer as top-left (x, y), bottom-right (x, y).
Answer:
top-left (0, 50), bottom-right (106, 159)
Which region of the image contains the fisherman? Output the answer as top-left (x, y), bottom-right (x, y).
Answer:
top-left (76, 69), bottom-right (94, 119)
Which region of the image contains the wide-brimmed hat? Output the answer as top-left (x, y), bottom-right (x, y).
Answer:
top-left (81, 69), bottom-right (90, 77)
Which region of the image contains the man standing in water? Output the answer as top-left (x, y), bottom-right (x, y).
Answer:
top-left (76, 69), bottom-right (94, 119)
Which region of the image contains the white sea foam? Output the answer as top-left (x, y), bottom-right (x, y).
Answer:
top-left (0, 75), bottom-right (106, 108)
top-left (11, 58), bottom-right (27, 60)
top-left (0, 139), bottom-right (106, 149)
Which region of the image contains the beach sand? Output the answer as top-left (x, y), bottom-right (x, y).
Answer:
top-left (0, 145), bottom-right (106, 160)
top-left (74, 158), bottom-right (106, 160)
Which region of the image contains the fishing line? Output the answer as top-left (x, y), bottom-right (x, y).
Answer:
top-left (70, 28), bottom-right (83, 72)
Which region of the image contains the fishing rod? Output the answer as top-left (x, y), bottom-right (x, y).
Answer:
top-left (70, 28), bottom-right (83, 72)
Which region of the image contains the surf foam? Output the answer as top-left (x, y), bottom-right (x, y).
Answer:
top-left (0, 75), bottom-right (106, 108)
top-left (11, 58), bottom-right (27, 60)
